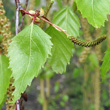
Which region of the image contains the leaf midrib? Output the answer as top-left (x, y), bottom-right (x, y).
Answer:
top-left (91, 0), bottom-right (97, 27)
top-left (16, 24), bottom-right (33, 94)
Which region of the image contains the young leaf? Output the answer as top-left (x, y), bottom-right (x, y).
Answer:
top-left (8, 23), bottom-right (52, 102)
top-left (52, 6), bottom-right (80, 37)
top-left (75, 0), bottom-right (110, 28)
top-left (0, 55), bottom-right (11, 105)
top-left (101, 48), bottom-right (110, 79)
top-left (46, 26), bottom-right (73, 73)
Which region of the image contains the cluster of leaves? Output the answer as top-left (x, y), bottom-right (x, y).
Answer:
top-left (0, 0), bottom-right (110, 107)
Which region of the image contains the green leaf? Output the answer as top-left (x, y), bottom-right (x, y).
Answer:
top-left (46, 26), bottom-right (73, 73)
top-left (101, 48), bottom-right (110, 80)
top-left (0, 55), bottom-right (11, 105)
top-left (35, 0), bottom-right (41, 6)
top-left (75, 0), bottom-right (110, 28)
top-left (0, 94), bottom-right (7, 110)
top-left (52, 6), bottom-right (80, 37)
top-left (8, 23), bottom-right (52, 102)
top-left (56, 0), bottom-right (63, 9)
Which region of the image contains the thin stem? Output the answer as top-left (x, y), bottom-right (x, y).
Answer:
top-left (15, 0), bottom-right (106, 49)
top-left (40, 79), bottom-right (48, 110)
top-left (15, 8), bottom-right (19, 34)
top-left (15, 0), bottom-right (20, 35)
top-left (32, 13), bottom-right (39, 23)
top-left (40, 0), bottom-right (54, 28)
top-left (46, 78), bottom-right (50, 97)
top-left (44, 0), bottom-right (54, 17)
top-left (22, 10), bottom-right (35, 16)
top-left (39, 17), bottom-right (69, 36)
top-left (19, 0), bottom-right (29, 31)
top-left (16, 100), bottom-right (20, 110)
top-left (15, 0), bottom-right (20, 109)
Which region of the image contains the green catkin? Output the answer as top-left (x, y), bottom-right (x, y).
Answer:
top-left (70, 35), bottom-right (106, 47)
top-left (0, 0), bottom-right (12, 55)
top-left (6, 78), bottom-right (16, 110)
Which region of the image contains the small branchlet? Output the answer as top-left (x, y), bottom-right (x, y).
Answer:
top-left (16, 0), bottom-right (107, 48)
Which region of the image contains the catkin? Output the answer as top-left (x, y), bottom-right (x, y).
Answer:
top-left (0, 0), bottom-right (12, 55)
top-left (0, 1), bottom-right (15, 109)
top-left (70, 35), bottom-right (106, 47)
top-left (6, 78), bottom-right (16, 110)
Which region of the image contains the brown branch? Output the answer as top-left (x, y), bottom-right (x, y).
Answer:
top-left (39, 17), bottom-right (69, 36)
top-left (18, 6), bottom-right (107, 48)
top-left (18, 3), bottom-right (67, 35)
